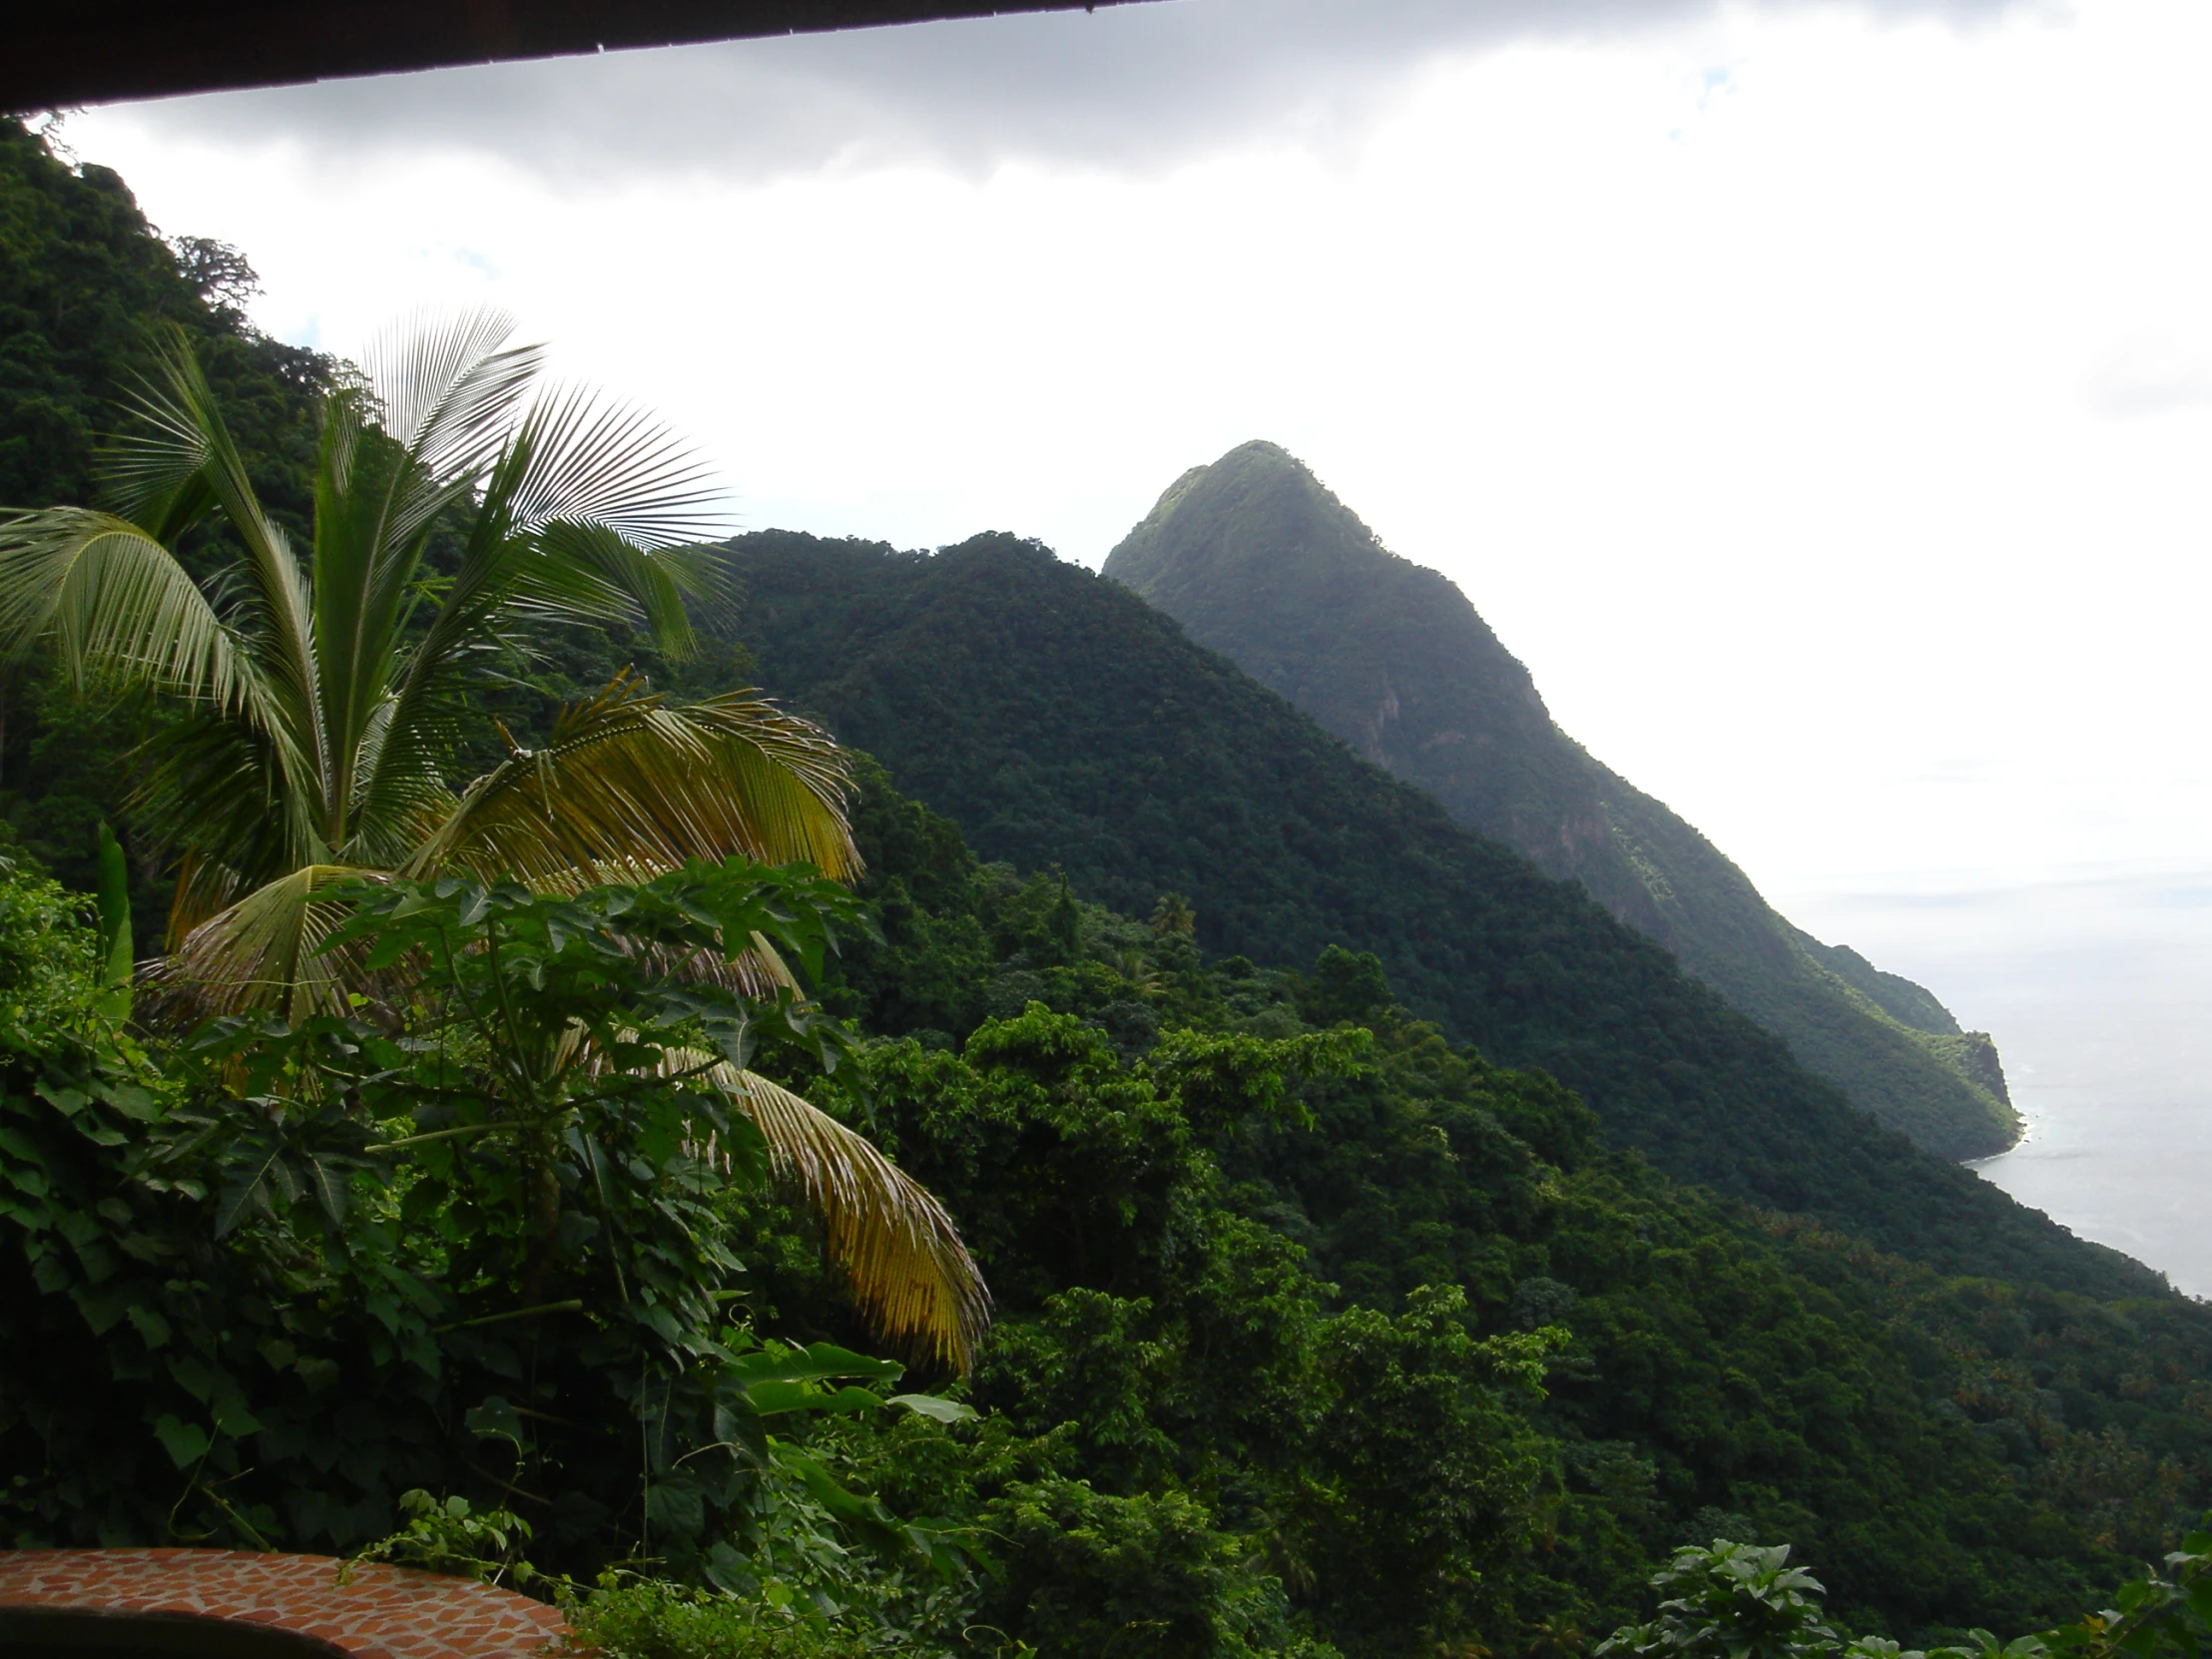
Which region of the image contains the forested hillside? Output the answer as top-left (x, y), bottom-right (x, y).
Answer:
top-left (722, 529), bottom-right (2144, 1298)
top-left (789, 771), bottom-right (2212, 1650)
top-left (1101, 440), bottom-right (2017, 1160)
top-left (7, 764), bottom-right (2212, 1658)
top-left (6, 115), bottom-right (2212, 1659)
top-left (0, 116), bottom-right (330, 917)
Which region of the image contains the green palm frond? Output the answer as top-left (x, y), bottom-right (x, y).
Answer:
top-left (112, 330), bottom-right (318, 666)
top-left (504, 384), bottom-right (727, 553)
top-left (99, 366), bottom-right (221, 546)
top-left (138, 713), bottom-right (308, 943)
top-left (515, 520), bottom-right (718, 659)
top-left (363, 307), bottom-right (542, 504)
top-left (411, 671), bottom-right (860, 887)
top-left (0, 508), bottom-right (250, 705)
top-left (95, 328), bottom-right (329, 802)
top-left (715, 1064), bottom-right (989, 1371)
top-left (343, 692), bottom-right (455, 869)
top-left (346, 352), bottom-right (725, 841)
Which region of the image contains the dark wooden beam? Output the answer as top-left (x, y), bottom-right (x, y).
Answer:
top-left (6, 0), bottom-right (1154, 117)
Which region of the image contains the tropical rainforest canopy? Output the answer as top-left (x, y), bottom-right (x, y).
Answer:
top-left (717, 529), bottom-right (2136, 1297)
top-left (2, 116), bottom-right (2210, 1659)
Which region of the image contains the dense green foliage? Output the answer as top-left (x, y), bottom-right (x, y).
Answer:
top-left (797, 776), bottom-right (2212, 1649)
top-left (720, 529), bottom-right (2144, 1301)
top-left (0, 856), bottom-right (965, 1563)
top-left (1100, 439), bottom-right (2015, 1160)
top-left (1598, 1526), bottom-right (2212, 1659)
top-left (0, 117), bottom-right (332, 916)
top-left (7, 775), bottom-right (2212, 1654)
top-left (8, 118), bottom-right (2212, 1659)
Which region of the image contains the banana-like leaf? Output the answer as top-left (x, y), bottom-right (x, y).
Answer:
top-left (714, 1064), bottom-right (989, 1372)
top-left (144, 863), bottom-right (385, 1023)
top-left (411, 672), bottom-right (860, 887)
top-left (94, 821), bottom-right (134, 1019)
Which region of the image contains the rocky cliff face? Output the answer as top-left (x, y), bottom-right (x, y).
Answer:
top-left (1103, 440), bottom-right (2019, 1159)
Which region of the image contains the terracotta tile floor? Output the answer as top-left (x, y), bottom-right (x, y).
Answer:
top-left (0, 1548), bottom-right (570, 1658)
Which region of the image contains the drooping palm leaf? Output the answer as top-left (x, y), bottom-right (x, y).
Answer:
top-left (716, 1064), bottom-right (988, 1371)
top-left (147, 863), bottom-right (383, 1022)
top-left (412, 672), bottom-right (860, 887)
top-left (0, 508), bottom-right (250, 705)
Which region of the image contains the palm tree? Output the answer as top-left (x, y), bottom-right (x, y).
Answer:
top-left (0, 313), bottom-right (854, 1000)
top-left (0, 313), bottom-right (986, 1366)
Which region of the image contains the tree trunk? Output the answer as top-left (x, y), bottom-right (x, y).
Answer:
top-left (520, 1119), bottom-right (562, 1306)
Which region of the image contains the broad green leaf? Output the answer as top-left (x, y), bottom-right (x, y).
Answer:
top-left (728, 1340), bottom-right (902, 1389)
top-left (127, 1303), bottom-right (173, 1349)
top-left (305, 1153), bottom-right (350, 1225)
top-left (887, 1392), bottom-right (979, 1424)
top-left (466, 1395), bottom-right (527, 1448)
top-left (94, 820), bottom-right (134, 1019)
top-left (153, 1413), bottom-right (211, 1468)
top-left (743, 1382), bottom-right (884, 1415)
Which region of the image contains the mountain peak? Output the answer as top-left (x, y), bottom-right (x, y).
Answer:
top-left (1105, 439), bottom-right (1571, 837)
top-left (1108, 439), bottom-right (1417, 607)
top-left (1105, 442), bottom-right (2021, 1160)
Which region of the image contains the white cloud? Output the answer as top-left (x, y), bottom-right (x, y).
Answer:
top-left (55, 0), bottom-right (2212, 908)
top-left (2087, 333), bottom-right (2212, 416)
top-left (86, 0), bottom-right (2022, 183)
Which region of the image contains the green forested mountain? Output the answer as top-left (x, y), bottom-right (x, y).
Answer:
top-left (9, 117), bottom-right (2212, 1659)
top-left (1100, 441), bottom-right (2017, 1160)
top-left (795, 773), bottom-right (2212, 1651)
top-left (720, 529), bottom-right (2141, 1299)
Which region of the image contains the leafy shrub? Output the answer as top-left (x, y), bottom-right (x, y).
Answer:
top-left (561, 1579), bottom-right (886, 1659)
top-left (348, 1489), bottom-right (540, 1589)
top-left (0, 856), bottom-right (969, 1596)
top-left (977, 1479), bottom-right (1333, 1659)
top-left (1599, 1527), bottom-right (2212, 1659)
top-left (1596, 1541), bottom-right (1838, 1659)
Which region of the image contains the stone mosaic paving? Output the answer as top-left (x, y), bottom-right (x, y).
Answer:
top-left (0, 1548), bottom-right (570, 1658)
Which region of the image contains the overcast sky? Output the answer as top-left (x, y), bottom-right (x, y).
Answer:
top-left (56, 0), bottom-right (2212, 920)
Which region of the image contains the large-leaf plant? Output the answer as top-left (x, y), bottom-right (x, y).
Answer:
top-left (0, 855), bottom-right (982, 1571)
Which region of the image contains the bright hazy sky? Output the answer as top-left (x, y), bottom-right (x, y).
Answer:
top-left (55, 0), bottom-right (2212, 908)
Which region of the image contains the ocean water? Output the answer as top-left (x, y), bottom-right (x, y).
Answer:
top-left (1784, 865), bottom-right (2212, 1299)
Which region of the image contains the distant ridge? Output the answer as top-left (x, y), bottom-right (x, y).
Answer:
top-left (1102, 440), bottom-right (2018, 1160)
top-left (722, 529), bottom-right (2145, 1297)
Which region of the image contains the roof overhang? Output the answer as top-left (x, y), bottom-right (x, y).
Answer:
top-left (6, 0), bottom-right (1156, 116)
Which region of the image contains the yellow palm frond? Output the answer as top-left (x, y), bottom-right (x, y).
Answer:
top-left (711, 1063), bottom-right (988, 1372)
top-left (409, 670), bottom-right (860, 888)
top-left (143, 863), bottom-right (385, 1023)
